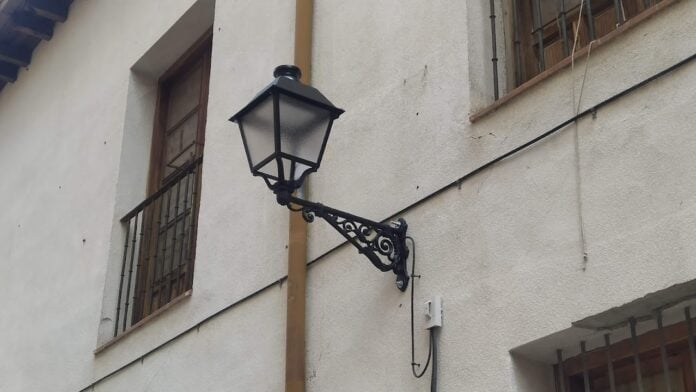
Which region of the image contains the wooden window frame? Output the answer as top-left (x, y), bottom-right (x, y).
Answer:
top-left (514, 0), bottom-right (658, 86)
top-left (147, 30), bottom-right (212, 196)
top-left (130, 30), bottom-right (212, 325)
top-left (470, 0), bottom-right (677, 122)
top-left (559, 318), bottom-right (696, 392)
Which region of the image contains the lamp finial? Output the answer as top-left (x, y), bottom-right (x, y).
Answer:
top-left (274, 65), bottom-right (302, 80)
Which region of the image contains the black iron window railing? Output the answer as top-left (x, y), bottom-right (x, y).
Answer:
top-left (554, 305), bottom-right (696, 392)
top-left (488, 0), bottom-right (663, 100)
top-left (113, 157), bottom-right (202, 337)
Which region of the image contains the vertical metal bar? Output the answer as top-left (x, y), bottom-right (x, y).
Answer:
top-left (150, 198), bottom-right (165, 313)
top-left (138, 203), bottom-right (155, 321)
top-left (122, 212), bottom-right (139, 332)
top-left (556, 349), bottom-right (566, 392)
top-left (488, 0), bottom-right (499, 100)
top-left (159, 187), bottom-right (173, 306)
top-left (185, 165), bottom-right (199, 290)
top-left (684, 307), bottom-right (696, 383)
top-left (168, 175), bottom-right (182, 298)
top-left (657, 311), bottom-right (673, 392)
top-left (630, 318), bottom-right (645, 392)
top-left (113, 219), bottom-right (131, 337)
top-left (613, 0), bottom-right (624, 26)
top-left (132, 207), bottom-right (147, 321)
top-left (177, 171), bottom-right (191, 294)
top-left (532, 0), bottom-right (545, 71)
top-left (604, 334), bottom-right (617, 392)
top-left (643, 0), bottom-right (652, 9)
top-left (512, 0), bottom-right (522, 85)
top-left (584, 0), bottom-right (596, 41)
top-left (273, 93), bottom-right (284, 182)
top-left (581, 341), bottom-right (591, 392)
top-left (560, 0), bottom-right (570, 56)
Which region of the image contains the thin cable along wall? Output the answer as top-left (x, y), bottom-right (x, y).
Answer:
top-left (488, 0), bottom-right (663, 100)
top-left (78, 52), bottom-right (695, 392)
top-left (113, 157), bottom-right (202, 337)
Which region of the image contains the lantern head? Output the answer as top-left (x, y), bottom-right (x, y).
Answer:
top-left (229, 65), bottom-right (344, 196)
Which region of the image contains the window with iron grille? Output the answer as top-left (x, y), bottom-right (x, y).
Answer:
top-left (508, 0), bottom-right (663, 89)
top-left (113, 32), bottom-right (212, 336)
top-left (553, 309), bottom-right (696, 392)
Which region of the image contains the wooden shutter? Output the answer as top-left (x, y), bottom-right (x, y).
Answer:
top-left (131, 31), bottom-right (211, 323)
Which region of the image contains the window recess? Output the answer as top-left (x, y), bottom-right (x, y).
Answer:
top-left (553, 305), bottom-right (696, 392)
top-left (511, 281), bottom-right (696, 392)
top-left (112, 33), bottom-right (211, 337)
top-left (489, 0), bottom-right (665, 99)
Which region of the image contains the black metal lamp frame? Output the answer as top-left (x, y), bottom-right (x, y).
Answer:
top-left (276, 190), bottom-right (410, 291)
top-left (230, 65), bottom-right (411, 291)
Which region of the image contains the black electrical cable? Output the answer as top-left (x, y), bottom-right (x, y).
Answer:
top-left (408, 236), bottom-right (438, 391)
top-left (408, 236), bottom-right (432, 378)
top-left (381, 52), bottom-right (696, 225)
top-left (430, 328), bottom-right (438, 392)
top-left (408, 236), bottom-right (438, 388)
top-left (78, 53), bottom-right (695, 392)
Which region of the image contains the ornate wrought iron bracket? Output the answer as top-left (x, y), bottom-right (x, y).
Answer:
top-left (279, 193), bottom-right (410, 291)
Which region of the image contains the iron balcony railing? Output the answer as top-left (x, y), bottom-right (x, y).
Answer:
top-left (114, 157), bottom-right (202, 337)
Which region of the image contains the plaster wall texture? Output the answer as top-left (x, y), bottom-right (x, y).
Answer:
top-left (0, 0), bottom-right (295, 390)
top-left (0, 0), bottom-right (694, 391)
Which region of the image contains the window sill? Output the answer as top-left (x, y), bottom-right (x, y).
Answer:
top-left (469, 0), bottom-right (678, 123)
top-left (94, 289), bottom-right (193, 355)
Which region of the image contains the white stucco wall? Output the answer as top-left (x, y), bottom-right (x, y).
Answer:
top-left (0, 1), bottom-right (695, 391)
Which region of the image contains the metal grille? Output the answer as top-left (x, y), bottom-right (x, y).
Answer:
top-left (555, 306), bottom-right (696, 392)
top-left (113, 157), bottom-right (201, 336)
top-left (488, 0), bottom-right (662, 99)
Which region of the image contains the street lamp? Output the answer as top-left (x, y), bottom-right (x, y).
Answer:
top-left (230, 65), bottom-right (410, 291)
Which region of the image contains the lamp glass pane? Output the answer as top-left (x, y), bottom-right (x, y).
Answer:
top-left (281, 157), bottom-right (312, 183)
top-left (278, 94), bottom-right (332, 166)
top-left (293, 163), bottom-right (312, 182)
top-left (257, 159), bottom-right (279, 180)
top-left (239, 96), bottom-right (276, 170)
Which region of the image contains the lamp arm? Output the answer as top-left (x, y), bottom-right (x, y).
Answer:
top-left (286, 195), bottom-right (410, 291)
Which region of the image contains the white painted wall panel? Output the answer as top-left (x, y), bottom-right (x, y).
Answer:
top-left (0, 0), bottom-right (694, 391)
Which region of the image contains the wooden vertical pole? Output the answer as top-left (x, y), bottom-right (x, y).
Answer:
top-left (286, 210), bottom-right (308, 392)
top-left (294, 0), bottom-right (313, 81)
top-left (286, 1), bottom-right (312, 392)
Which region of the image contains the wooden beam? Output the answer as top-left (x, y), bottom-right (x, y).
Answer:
top-left (294, 0), bottom-right (313, 83)
top-left (0, 61), bottom-right (19, 83)
top-left (12, 10), bottom-right (54, 40)
top-left (286, 210), bottom-right (308, 392)
top-left (27, 0), bottom-right (69, 23)
top-left (285, 2), bottom-right (313, 392)
top-left (0, 43), bottom-right (31, 67)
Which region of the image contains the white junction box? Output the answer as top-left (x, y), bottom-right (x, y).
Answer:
top-left (424, 295), bottom-right (443, 329)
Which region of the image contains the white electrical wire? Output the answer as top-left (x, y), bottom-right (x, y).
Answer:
top-left (570, 0), bottom-right (593, 267)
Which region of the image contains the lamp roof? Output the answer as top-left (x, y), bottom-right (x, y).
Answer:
top-left (229, 65), bottom-right (345, 123)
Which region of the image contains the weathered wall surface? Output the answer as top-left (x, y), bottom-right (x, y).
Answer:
top-left (0, 1), bottom-right (216, 390)
top-left (0, 0), bottom-right (295, 390)
top-left (0, 0), bottom-right (695, 391)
